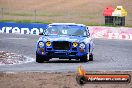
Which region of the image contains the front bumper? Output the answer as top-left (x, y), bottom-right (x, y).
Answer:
top-left (36, 49), bottom-right (88, 59)
top-left (36, 41), bottom-right (89, 59)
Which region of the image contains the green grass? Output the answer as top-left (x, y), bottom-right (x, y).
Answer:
top-left (39, 13), bottom-right (63, 17)
top-left (0, 19), bottom-right (50, 24)
top-left (4, 12), bottom-right (33, 16)
top-left (3, 12), bottom-right (63, 17)
top-left (0, 19), bottom-right (132, 27)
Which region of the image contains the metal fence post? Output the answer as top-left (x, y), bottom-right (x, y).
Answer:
top-left (34, 10), bottom-right (36, 22)
top-left (1, 8), bottom-right (4, 20)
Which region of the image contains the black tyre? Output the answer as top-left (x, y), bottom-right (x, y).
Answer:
top-left (105, 16), bottom-right (108, 24)
top-left (113, 17), bottom-right (122, 26)
top-left (89, 44), bottom-right (93, 61)
top-left (36, 52), bottom-right (44, 63)
top-left (89, 53), bottom-right (93, 61)
top-left (80, 55), bottom-right (88, 62)
top-left (36, 52), bottom-right (50, 63)
top-left (44, 57), bottom-right (50, 61)
top-left (105, 16), bottom-right (113, 25)
top-left (121, 17), bottom-right (125, 26)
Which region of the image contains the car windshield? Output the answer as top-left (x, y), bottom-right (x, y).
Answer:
top-left (45, 25), bottom-right (88, 37)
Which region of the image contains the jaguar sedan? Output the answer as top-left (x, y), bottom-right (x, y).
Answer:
top-left (36, 23), bottom-right (94, 63)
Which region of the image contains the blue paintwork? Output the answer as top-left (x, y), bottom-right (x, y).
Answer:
top-left (0, 22), bottom-right (48, 34)
top-left (36, 23), bottom-right (93, 59)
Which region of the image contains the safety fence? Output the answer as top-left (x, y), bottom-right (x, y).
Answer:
top-left (0, 22), bottom-right (132, 40)
top-left (0, 22), bottom-right (48, 35)
top-left (89, 26), bottom-right (132, 40)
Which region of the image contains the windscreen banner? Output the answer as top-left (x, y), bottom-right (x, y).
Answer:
top-left (0, 22), bottom-right (48, 35)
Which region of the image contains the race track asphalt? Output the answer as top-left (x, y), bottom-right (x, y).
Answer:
top-left (0, 33), bottom-right (132, 72)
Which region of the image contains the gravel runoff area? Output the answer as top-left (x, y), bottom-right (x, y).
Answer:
top-left (0, 51), bottom-right (34, 65)
top-left (0, 71), bottom-right (132, 88)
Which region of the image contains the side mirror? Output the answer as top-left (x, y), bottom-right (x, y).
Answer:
top-left (87, 32), bottom-right (90, 37)
top-left (39, 32), bottom-right (43, 35)
top-left (86, 27), bottom-right (90, 37)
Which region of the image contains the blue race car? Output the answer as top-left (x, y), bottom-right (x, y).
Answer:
top-left (36, 23), bottom-right (94, 63)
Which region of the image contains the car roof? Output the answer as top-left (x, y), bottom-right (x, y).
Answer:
top-left (48, 23), bottom-right (86, 27)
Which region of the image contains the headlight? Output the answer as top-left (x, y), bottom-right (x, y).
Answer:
top-left (73, 42), bottom-right (78, 47)
top-left (79, 42), bottom-right (85, 48)
top-left (38, 41), bottom-right (44, 47)
top-left (46, 41), bottom-right (51, 46)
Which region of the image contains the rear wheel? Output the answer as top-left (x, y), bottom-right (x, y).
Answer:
top-left (36, 52), bottom-right (50, 63)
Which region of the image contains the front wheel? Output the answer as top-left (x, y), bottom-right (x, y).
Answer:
top-left (36, 52), bottom-right (50, 63)
top-left (89, 53), bottom-right (93, 61)
top-left (80, 54), bottom-right (89, 62)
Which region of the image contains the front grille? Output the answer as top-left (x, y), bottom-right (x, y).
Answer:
top-left (69, 52), bottom-right (77, 55)
top-left (53, 41), bottom-right (70, 50)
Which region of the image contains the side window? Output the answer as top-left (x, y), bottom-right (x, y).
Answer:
top-left (75, 29), bottom-right (83, 36)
